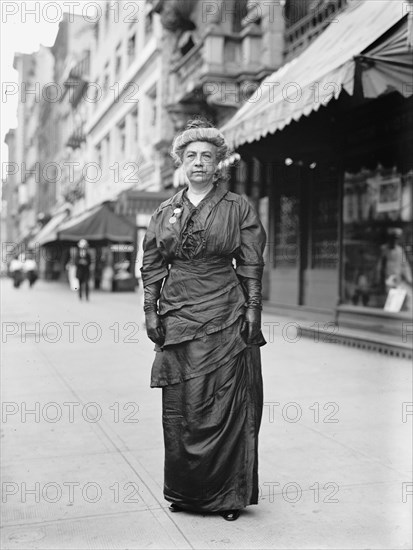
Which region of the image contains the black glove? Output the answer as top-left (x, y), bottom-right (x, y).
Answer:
top-left (145, 310), bottom-right (165, 346)
top-left (143, 280), bottom-right (165, 346)
top-left (238, 276), bottom-right (262, 343)
top-left (244, 307), bottom-right (261, 343)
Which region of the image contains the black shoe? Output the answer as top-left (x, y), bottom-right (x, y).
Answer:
top-left (169, 503), bottom-right (183, 513)
top-left (221, 510), bottom-right (240, 521)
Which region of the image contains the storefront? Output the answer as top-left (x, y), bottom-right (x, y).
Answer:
top-left (27, 204), bottom-right (72, 281)
top-left (114, 188), bottom-right (174, 281)
top-left (337, 91), bottom-right (412, 333)
top-left (57, 202), bottom-right (137, 291)
top-left (221, 0), bottom-right (413, 335)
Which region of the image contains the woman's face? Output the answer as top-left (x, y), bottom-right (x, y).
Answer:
top-left (182, 141), bottom-right (218, 186)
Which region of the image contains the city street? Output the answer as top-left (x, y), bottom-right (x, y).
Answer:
top-left (1, 279), bottom-right (412, 550)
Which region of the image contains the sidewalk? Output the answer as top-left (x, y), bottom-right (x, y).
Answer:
top-left (1, 280), bottom-right (412, 549)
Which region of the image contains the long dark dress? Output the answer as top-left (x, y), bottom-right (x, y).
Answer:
top-left (141, 183), bottom-right (267, 512)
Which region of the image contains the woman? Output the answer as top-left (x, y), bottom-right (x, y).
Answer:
top-left (141, 118), bottom-right (266, 521)
top-left (23, 253), bottom-right (38, 288)
top-left (75, 239), bottom-right (92, 301)
top-left (9, 255), bottom-right (24, 288)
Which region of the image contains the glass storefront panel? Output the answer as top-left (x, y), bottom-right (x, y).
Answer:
top-left (311, 167), bottom-right (339, 269)
top-left (269, 166), bottom-right (300, 305)
top-left (342, 166), bottom-right (413, 312)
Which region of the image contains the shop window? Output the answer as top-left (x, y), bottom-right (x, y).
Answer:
top-left (342, 166), bottom-right (413, 312)
top-left (311, 168), bottom-right (339, 269)
top-left (273, 165), bottom-right (300, 268)
top-left (274, 194), bottom-right (299, 267)
top-left (178, 31), bottom-right (195, 57)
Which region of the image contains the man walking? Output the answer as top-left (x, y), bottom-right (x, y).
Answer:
top-left (75, 239), bottom-right (92, 301)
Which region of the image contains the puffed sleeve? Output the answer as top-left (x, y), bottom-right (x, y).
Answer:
top-left (234, 197), bottom-right (267, 279)
top-left (140, 210), bottom-right (169, 286)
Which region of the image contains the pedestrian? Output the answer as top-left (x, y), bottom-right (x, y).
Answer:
top-left (75, 239), bottom-right (91, 301)
top-left (9, 255), bottom-right (23, 288)
top-left (23, 253), bottom-right (38, 288)
top-left (141, 118), bottom-right (267, 521)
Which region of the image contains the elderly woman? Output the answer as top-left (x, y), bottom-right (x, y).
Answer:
top-left (141, 118), bottom-right (266, 521)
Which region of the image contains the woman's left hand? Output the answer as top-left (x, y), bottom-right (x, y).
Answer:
top-left (145, 311), bottom-right (165, 346)
top-left (243, 308), bottom-right (261, 343)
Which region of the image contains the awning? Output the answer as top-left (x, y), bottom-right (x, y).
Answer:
top-left (221, 1), bottom-right (412, 149)
top-left (57, 203), bottom-right (135, 244)
top-left (29, 207), bottom-right (71, 247)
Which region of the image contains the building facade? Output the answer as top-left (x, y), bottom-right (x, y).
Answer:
top-left (152, 0), bottom-right (285, 189)
top-left (11, 47), bottom-right (54, 245)
top-left (85, 0), bottom-right (170, 206)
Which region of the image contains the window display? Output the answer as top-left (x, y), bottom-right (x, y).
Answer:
top-left (342, 166), bottom-right (412, 312)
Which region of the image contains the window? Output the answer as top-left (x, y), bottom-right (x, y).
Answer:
top-left (115, 43), bottom-right (122, 79)
top-left (102, 133), bottom-right (111, 170)
top-left (342, 167), bottom-right (413, 311)
top-left (132, 108), bottom-right (139, 143)
top-left (145, 1), bottom-right (154, 38)
top-left (147, 86), bottom-right (157, 128)
top-left (118, 120), bottom-right (126, 154)
top-left (145, 11), bottom-right (153, 38)
top-left (127, 34), bottom-right (136, 65)
top-left (232, 0), bottom-right (248, 32)
top-left (103, 62), bottom-right (109, 95)
top-left (96, 143), bottom-right (102, 168)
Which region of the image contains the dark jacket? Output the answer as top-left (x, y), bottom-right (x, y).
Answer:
top-left (141, 184), bottom-right (266, 349)
top-left (75, 250), bottom-right (91, 280)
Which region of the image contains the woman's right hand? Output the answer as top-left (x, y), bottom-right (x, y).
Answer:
top-left (145, 311), bottom-right (165, 346)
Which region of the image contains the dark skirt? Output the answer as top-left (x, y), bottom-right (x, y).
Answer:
top-left (161, 344), bottom-right (263, 512)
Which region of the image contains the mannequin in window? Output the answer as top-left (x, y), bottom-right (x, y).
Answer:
top-left (377, 227), bottom-right (412, 311)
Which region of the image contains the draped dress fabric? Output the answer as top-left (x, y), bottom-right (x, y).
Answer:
top-left (141, 183), bottom-right (267, 512)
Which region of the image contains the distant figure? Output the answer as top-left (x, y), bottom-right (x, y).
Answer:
top-left (23, 254), bottom-right (38, 288)
top-left (9, 255), bottom-right (23, 288)
top-left (75, 239), bottom-right (92, 301)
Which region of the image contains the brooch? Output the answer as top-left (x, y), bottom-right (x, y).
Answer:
top-left (169, 205), bottom-right (183, 225)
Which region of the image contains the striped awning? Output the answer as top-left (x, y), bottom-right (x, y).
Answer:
top-left (221, 0), bottom-right (412, 149)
